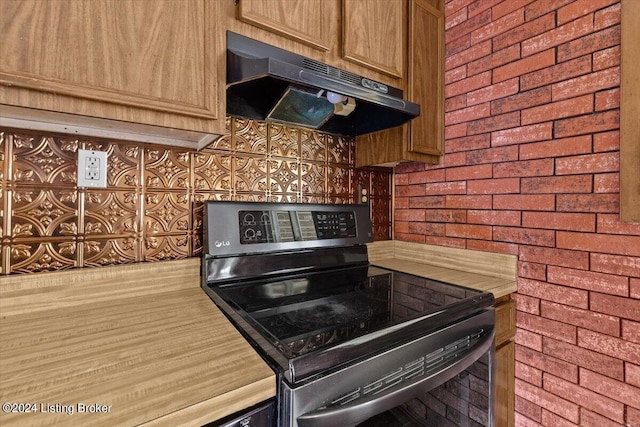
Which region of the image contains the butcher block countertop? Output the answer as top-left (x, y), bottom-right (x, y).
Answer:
top-left (368, 241), bottom-right (518, 298)
top-left (0, 258), bottom-right (275, 427)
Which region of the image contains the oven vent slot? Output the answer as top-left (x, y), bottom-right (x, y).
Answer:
top-left (327, 329), bottom-right (485, 408)
top-left (302, 58), bottom-right (363, 87)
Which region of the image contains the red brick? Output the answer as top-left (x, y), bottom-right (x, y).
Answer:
top-left (521, 175), bottom-right (592, 194)
top-left (542, 373), bottom-right (624, 422)
top-left (593, 45), bottom-right (620, 71)
top-left (468, 0), bottom-right (501, 17)
top-left (517, 277), bottom-right (589, 309)
top-left (446, 71), bottom-right (492, 97)
top-left (491, 87), bottom-right (552, 115)
top-left (494, 226), bottom-right (555, 246)
top-left (591, 292), bottom-right (640, 321)
top-left (622, 320), bottom-right (640, 344)
top-left (445, 223), bottom-right (492, 240)
top-left (423, 209), bottom-right (467, 223)
top-left (580, 409), bottom-right (625, 427)
top-left (470, 9), bottom-right (524, 44)
top-left (446, 9), bottom-right (492, 43)
top-left (552, 67), bottom-right (620, 101)
top-left (408, 222), bottom-right (445, 236)
top-left (520, 55), bottom-right (592, 91)
top-left (519, 246), bottom-right (589, 270)
top-left (467, 111), bottom-right (520, 135)
top-left (446, 0), bottom-right (472, 16)
top-left (394, 232), bottom-right (425, 243)
top-left (424, 235), bottom-right (467, 248)
top-left (628, 408), bottom-right (640, 427)
top-left (467, 209), bottom-right (521, 225)
top-left (557, 194), bottom-right (620, 213)
top-left (522, 94), bottom-right (594, 125)
top-left (541, 410), bottom-right (579, 427)
top-left (520, 135), bottom-right (593, 160)
top-left (541, 301), bottom-right (620, 337)
top-left (514, 413), bottom-right (541, 427)
top-left (493, 158), bottom-right (554, 178)
top-left (556, 152), bottom-right (619, 176)
top-left (632, 278), bottom-right (640, 299)
top-left (591, 253), bottom-right (640, 278)
top-left (522, 212), bottom-right (595, 232)
top-left (548, 265), bottom-right (628, 296)
top-left (423, 181), bottom-right (466, 195)
top-left (524, 0), bottom-right (573, 21)
top-left (522, 15), bottom-right (594, 57)
top-left (444, 194), bottom-right (492, 209)
top-left (395, 209), bottom-right (425, 222)
top-left (446, 6), bottom-right (468, 30)
top-left (446, 34), bottom-right (472, 57)
top-left (445, 123), bottom-right (467, 139)
top-left (491, 123), bottom-right (552, 146)
top-left (467, 178), bottom-right (520, 194)
top-left (558, 231), bottom-right (640, 257)
top-left (467, 78), bottom-right (519, 106)
top-left (443, 151), bottom-right (467, 167)
top-left (513, 292), bottom-right (541, 314)
top-left (466, 146), bottom-right (519, 165)
top-left (446, 103), bottom-right (490, 125)
top-left (407, 169), bottom-right (445, 184)
top-left (408, 195), bottom-right (445, 208)
top-left (445, 94), bottom-right (467, 112)
top-left (446, 40), bottom-right (491, 70)
top-left (519, 261), bottom-right (547, 280)
top-left (445, 134), bottom-right (490, 153)
top-left (493, 12), bottom-right (555, 51)
top-left (597, 214), bottom-right (640, 235)
top-left (579, 329), bottom-right (640, 364)
top-left (515, 379), bottom-right (579, 422)
top-left (557, 0), bottom-right (619, 25)
top-left (559, 25), bottom-right (621, 63)
top-left (493, 49), bottom-right (555, 83)
top-left (629, 362), bottom-right (640, 387)
top-left (445, 65), bottom-right (467, 84)
top-left (515, 362), bottom-right (543, 388)
top-left (555, 110), bottom-right (620, 138)
top-left (468, 44), bottom-right (520, 76)
top-left (594, 173), bottom-right (619, 193)
top-left (597, 1), bottom-right (622, 30)
top-left (516, 328), bottom-right (544, 351)
top-left (396, 184), bottom-right (425, 197)
top-left (445, 164), bottom-right (492, 181)
top-left (593, 130), bottom-right (619, 152)
top-left (516, 346), bottom-right (579, 383)
top-left (494, 194), bottom-right (555, 211)
top-left (596, 88), bottom-right (619, 111)
top-left (467, 239), bottom-right (519, 254)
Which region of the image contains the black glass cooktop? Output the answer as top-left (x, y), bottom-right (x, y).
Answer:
top-left (211, 265), bottom-right (489, 358)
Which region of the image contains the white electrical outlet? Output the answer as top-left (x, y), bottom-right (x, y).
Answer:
top-left (77, 149), bottom-right (108, 188)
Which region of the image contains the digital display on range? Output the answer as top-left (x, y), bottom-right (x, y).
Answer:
top-left (238, 209), bottom-right (357, 244)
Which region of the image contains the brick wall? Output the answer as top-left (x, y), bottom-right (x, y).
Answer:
top-left (395, 0), bottom-right (640, 425)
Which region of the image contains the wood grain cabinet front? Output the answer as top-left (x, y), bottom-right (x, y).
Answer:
top-left (0, 0), bottom-right (226, 149)
top-left (494, 296), bottom-right (516, 427)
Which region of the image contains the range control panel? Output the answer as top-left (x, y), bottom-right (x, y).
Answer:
top-left (239, 210), bottom-right (357, 244)
top-left (204, 201), bottom-right (372, 257)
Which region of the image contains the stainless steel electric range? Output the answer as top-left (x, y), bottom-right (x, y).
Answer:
top-left (202, 201), bottom-right (495, 427)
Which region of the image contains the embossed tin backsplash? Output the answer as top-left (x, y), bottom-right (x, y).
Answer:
top-left (0, 118), bottom-right (392, 274)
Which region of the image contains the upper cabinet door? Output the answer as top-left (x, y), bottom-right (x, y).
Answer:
top-left (237, 0), bottom-right (332, 51)
top-left (0, 0), bottom-right (224, 137)
top-left (342, 0), bottom-right (406, 78)
top-left (408, 0), bottom-right (444, 156)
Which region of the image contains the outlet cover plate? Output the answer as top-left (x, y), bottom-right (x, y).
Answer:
top-left (77, 149), bottom-right (108, 188)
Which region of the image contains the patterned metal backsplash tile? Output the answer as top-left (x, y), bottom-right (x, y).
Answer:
top-left (0, 118), bottom-right (392, 274)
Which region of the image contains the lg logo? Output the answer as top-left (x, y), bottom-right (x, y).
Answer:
top-left (214, 240), bottom-right (230, 248)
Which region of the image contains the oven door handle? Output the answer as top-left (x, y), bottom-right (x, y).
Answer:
top-left (297, 330), bottom-right (494, 427)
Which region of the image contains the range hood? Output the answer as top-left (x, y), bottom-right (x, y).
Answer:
top-left (226, 31), bottom-right (420, 137)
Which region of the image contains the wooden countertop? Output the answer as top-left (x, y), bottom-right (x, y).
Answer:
top-left (368, 241), bottom-right (518, 298)
top-left (0, 259), bottom-right (276, 427)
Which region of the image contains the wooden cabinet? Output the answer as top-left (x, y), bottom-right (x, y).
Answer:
top-left (0, 0), bottom-right (225, 149)
top-left (494, 296), bottom-right (516, 427)
top-left (355, 0), bottom-right (444, 166)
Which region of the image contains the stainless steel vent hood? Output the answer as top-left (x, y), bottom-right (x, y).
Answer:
top-left (226, 31), bottom-right (420, 137)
